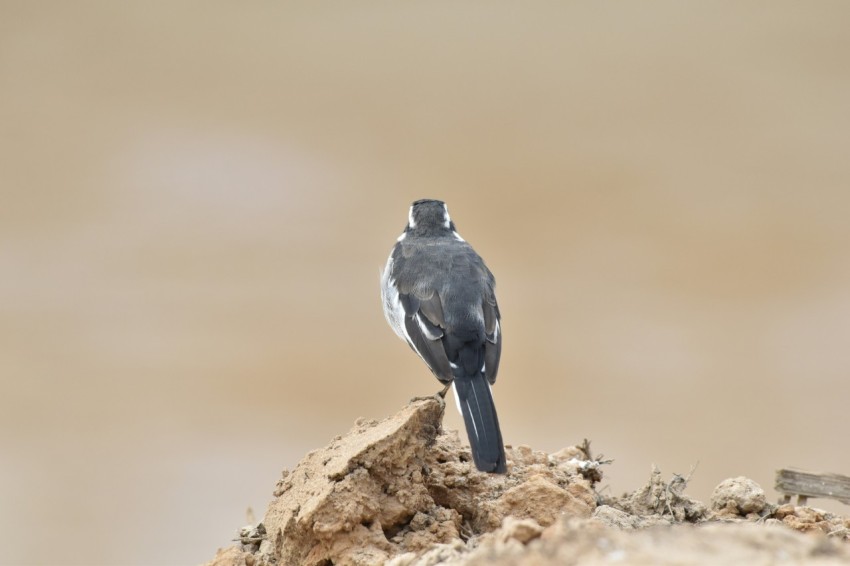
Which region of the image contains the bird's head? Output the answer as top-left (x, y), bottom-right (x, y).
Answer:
top-left (406, 199), bottom-right (457, 235)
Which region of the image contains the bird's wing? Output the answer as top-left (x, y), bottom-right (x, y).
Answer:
top-left (387, 244), bottom-right (453, 383)
top-left (397, 290), bottom-right (454, 384)
top-left (483, 293), bottom-right (502, 384)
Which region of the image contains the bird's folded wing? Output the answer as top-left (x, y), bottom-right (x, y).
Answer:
top-left (483, 296), bottom-right (501, 384)
top-left (398, 292), bottom-right (454, 383)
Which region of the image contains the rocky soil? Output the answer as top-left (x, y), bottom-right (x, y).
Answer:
top-left (207, 398), bottom-right (850, 566)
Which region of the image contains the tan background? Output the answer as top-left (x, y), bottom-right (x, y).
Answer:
top-left (2, 2), bottom-right (850, 564)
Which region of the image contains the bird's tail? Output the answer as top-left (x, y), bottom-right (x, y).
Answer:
top-left (453, 373), bottom-right (507, 473)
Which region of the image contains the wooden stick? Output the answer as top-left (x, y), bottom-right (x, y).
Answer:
top-left (775, 468), bottom-right (850, 505)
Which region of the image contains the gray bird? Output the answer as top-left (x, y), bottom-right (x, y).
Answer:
top-left (381, 199), bottom-right (506, 473)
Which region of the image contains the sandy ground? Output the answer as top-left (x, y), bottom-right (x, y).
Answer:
top-left (207, 399), bottom-right (850, 566)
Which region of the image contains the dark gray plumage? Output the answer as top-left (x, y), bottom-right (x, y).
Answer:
top-left (381, 199), bottom-right (506, 473)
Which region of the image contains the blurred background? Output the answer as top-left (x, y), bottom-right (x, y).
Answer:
top-left (2, 2), bottom-right (850, 564)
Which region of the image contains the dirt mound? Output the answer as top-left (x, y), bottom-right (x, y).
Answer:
top-left (207, 398), bottom-right (850, 566)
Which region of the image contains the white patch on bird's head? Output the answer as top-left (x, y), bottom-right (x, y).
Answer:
top-left (408, 199), bottom-right (458, 234)
top-left (442, 203), bottom-right (466, 240)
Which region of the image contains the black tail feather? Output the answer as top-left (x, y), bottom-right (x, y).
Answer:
top-left (453, 373), bottom-right (507, 473)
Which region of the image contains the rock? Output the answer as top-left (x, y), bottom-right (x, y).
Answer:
top-left (206, 400), bottom-right (850, 566)
top-left (711, 477), bottom-right (767, 516)
top-left (770, 504), bottom-right (850, 538)
top-left (234, 398), bottom-right (601, 566)
top-left (607, 465), bottom-right (707, 523)
top-left (775, 505), bottom-right (833, 535)
top-left (495, 517), bottom-right (544, 545)
top-left (592, 505), bottom-right (670, 529)
top-left (387, 540), bottom-right (467, 566)
top-left (478, 474), bottom-right (594, 529)
top-left (260, 398), bottom-right (450, 566)
top-left (206, 546), bottom-right (254, 566)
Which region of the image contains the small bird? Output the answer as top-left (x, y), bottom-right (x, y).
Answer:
top-left (381, 199), bottom-right (507, 473)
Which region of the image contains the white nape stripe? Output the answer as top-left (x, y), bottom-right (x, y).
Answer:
top-left (452, 231), bottom-right (465, 242)
top-left (408, 205), bottom-right (417, 228)
top-left (442, 203), bottom-right (452, 228)
top-left (397, 231), bottom-right (406, 242)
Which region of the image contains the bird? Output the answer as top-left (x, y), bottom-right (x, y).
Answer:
top-left (381, 199), bottom-right (507, 473)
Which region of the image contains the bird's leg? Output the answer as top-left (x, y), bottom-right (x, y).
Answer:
top-left (410, 381), bottom-right (452, 404)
